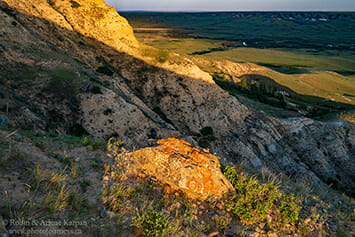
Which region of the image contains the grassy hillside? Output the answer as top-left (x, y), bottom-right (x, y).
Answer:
top-left (1, 127), bottom-right (354, 236)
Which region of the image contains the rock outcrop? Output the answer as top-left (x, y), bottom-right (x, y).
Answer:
top-left (110, 138), bottom-right (235, 200)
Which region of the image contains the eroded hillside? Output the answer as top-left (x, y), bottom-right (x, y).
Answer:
top-left (0, 0), bottom-right (354, 236)
top-left (0, 0), bottom-right (354, 196)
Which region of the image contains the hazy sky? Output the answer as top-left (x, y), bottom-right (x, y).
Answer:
top-left (105, 0), bottom-right (355, 11)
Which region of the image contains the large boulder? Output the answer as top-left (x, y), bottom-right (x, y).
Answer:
top-left (113, 138), bottom-right (235, 200)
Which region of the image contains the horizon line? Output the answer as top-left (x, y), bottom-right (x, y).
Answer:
top-left (119, 10), bottom-right (355, 13)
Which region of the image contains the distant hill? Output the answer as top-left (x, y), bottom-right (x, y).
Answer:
top-left (122, 12), bottom-right (355, 50)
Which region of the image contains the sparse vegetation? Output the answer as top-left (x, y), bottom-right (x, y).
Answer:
top-left (70, 0), bottom-right (81, 8)
top-left (43, 184), bottom-right (69, 213)
top-left (96, 65), bottom-right (114, 76)
top-left (0, 128), bottom-right (353, 236)
top-left (90, 85), bottom-right (102, 94)
top-left (132, 204), bottom-right (175, 237)
top-left (200, 126), bottom-right (213, 136)
top-left (43, 69), bottom-right (80, 100)
top-left (142, 47), bottom-right (170, 63)
top-left (213, 215), bottom-right (231, 229)
top-left (81, 136), bottom-right (103, 150)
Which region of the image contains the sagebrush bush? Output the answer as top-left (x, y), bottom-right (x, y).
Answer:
top-left (132, 205), bottom-right (172, 237)
top-left (222, 165), bottom-right (300, 226)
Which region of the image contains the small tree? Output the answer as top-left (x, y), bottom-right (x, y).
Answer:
top-left (240, 76), bottom-right (248, 89)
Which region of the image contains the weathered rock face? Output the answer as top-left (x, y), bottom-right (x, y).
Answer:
top-left (2, 0), bottom-right (137, 48)
top-left (50, 0), bottom-right (138, 48)
top-left (237, 113), bottom-right (355, 196)
top-left (118, 138), bottom-right (235, 200)
top-left (78, 78), bottom-right (180, 147)
top-left (0, 1), bottom-right (178, 145)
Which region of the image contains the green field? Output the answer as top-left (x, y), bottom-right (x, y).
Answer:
top-left (122, 12), bottom-right (355, 50)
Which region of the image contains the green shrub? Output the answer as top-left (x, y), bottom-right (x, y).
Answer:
top-left (91, 86), bottom-right (102, 94)
top-left (213, 215), bottom-right (231, 229)
top-left (200, 126), bottom-right (213, 136)
top-left (43, 184), bottom-right (68, 213)
top-left (44, 69), bottom-right (80, 99)
top-left (222, 165), bottom-right (300, 226)
top-left (132, 206), bottom-right (172, 237)
top-left (156, 49), bottom-right (169, 63)
top-left (47, 0), bottom-right (54, 6)
top-left (105, 138), bottom-right (125, 152)
top-left (101, 183), bottom-right (130, 212)
top-left (70, 0), bottom-right (81, 8)
top-left (96, 65), bottom-right (114, 76)
top-left (68, 124), bottom-right (89, 137)
top-left (81, 137), bottom-right (91, 146)
top-left (91, 140), bottom-right (102, 150)
top-left (79, 178), bottom-right (92, 192)
top-left (142, 48), bottom-right (169, 64)
top-left (279, 194), bottom-right (299, 224)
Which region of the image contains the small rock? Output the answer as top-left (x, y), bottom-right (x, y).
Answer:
top-left (224, 230), bottom-right (236, 237)
top-left (215, 202), bottom-right (224, 210)
top-left (163, 185), bottom-right (173, 194)
top-left (199, 205), bottom-right (205, 210)
top-left (267, 232), bottom-right (278, 237)
top-left (132, 226), bottom-right (144, 236)
top-left (99, 210), bottom-right (106, 218)
top-left (94, 158), bottom-right (103, 164)
top-left (0, 115), bottom-right (8, 128)
top-left (208, 231), bottom-right (219, 237)
top-left (138, 173), bottom-right (146, 179)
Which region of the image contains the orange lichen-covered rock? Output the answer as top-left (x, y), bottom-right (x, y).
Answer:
top-left (126, 138), bottom-right (235, 200)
